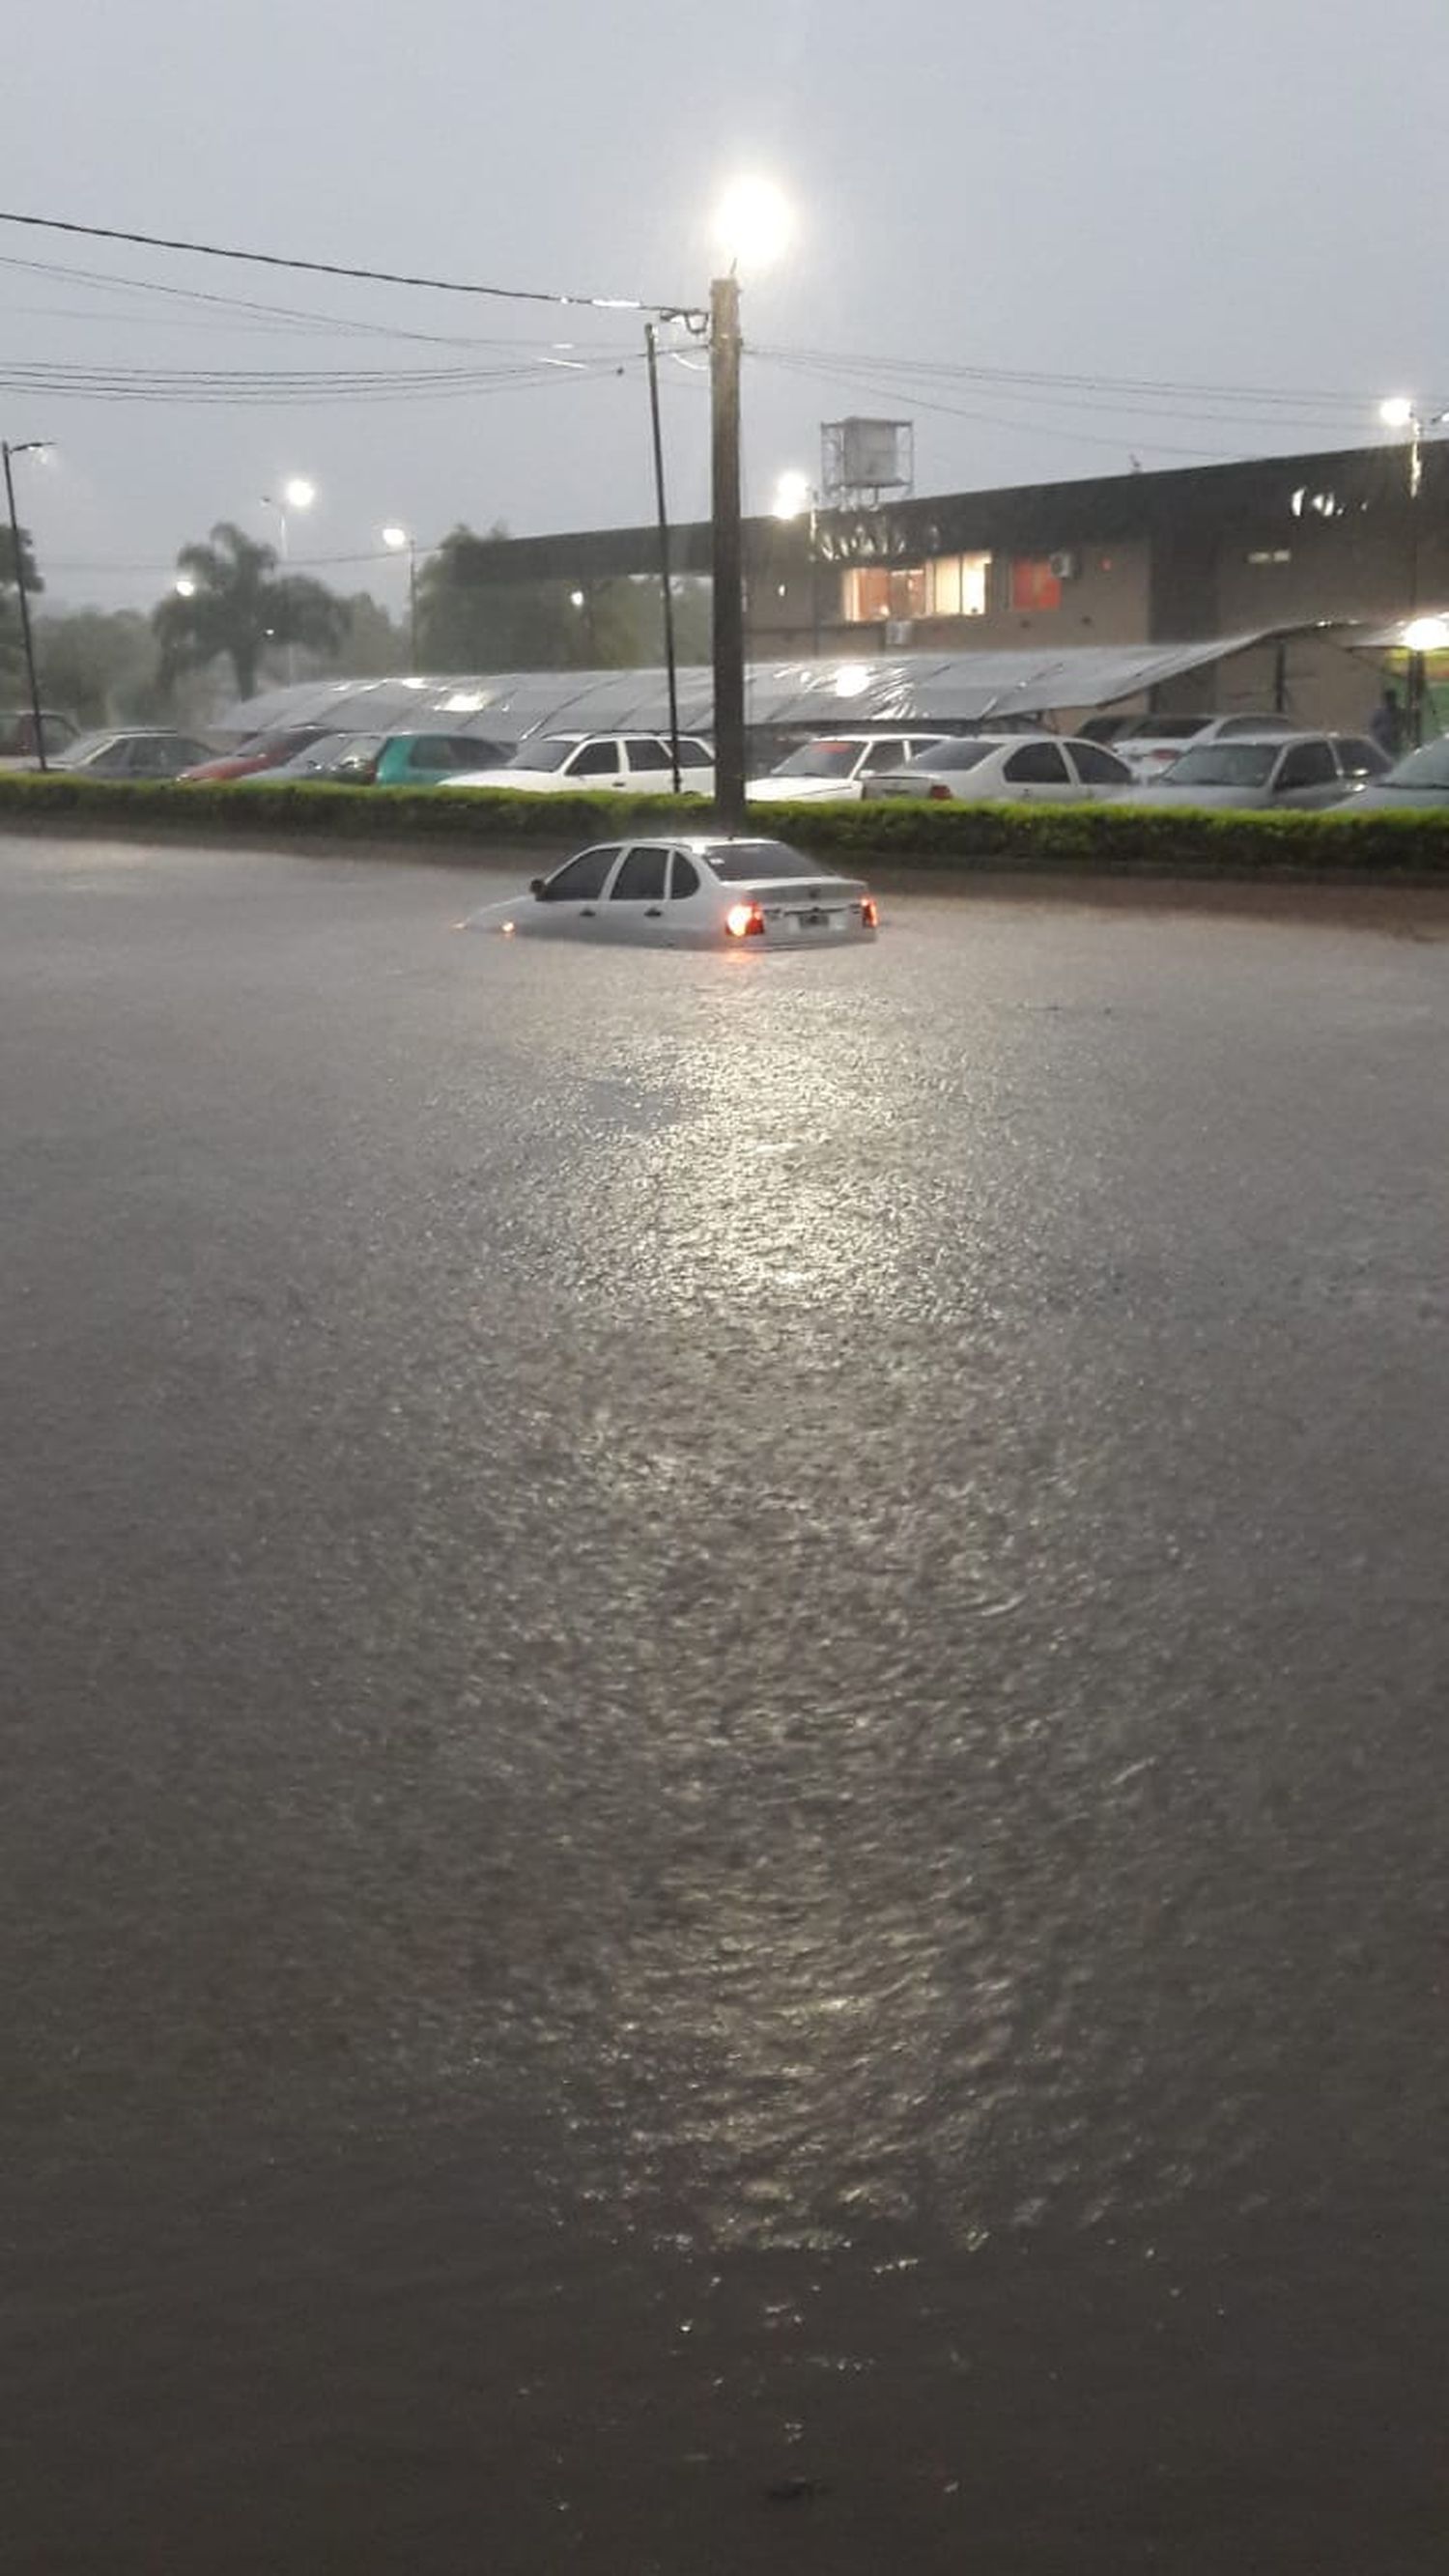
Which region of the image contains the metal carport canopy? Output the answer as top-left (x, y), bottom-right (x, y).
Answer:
top-left (218, 634), bottom-right (1278, 741)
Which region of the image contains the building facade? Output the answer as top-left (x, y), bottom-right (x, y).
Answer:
top-left (443, 440), bottom-right (1446, 727)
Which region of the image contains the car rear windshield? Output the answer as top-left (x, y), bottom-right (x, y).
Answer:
top-left (1380, 737), bottom-right (1449, 787)
top-left (506, 738), bottom-right (577, 772)
top-left (1160, 744), bottom-right (1280, 786)
top-left (901, 740), bottom-right (996, 774)
top-left (698, 840), bottom-right (832, 883)
top-left (770, 742), bottom-right (862, 778)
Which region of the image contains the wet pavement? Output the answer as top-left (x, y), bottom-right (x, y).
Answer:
top-left (2, 832), bottom-right (1446, 2574)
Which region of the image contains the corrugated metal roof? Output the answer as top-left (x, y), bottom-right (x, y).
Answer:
top-left (219, 634), bottom-right (1284, 741)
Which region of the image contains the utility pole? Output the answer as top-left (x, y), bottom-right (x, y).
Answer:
top-left (709, 273), bottom-right (745, 828)
top-left (645, 323), bottom-right (682, 795)
top-left (3, 439), bottom-right (49, 773)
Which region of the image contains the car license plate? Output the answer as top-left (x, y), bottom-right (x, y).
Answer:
top-left (796, 907), bottom-right (840, 930)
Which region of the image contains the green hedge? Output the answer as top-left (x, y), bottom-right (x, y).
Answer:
top-left (1, 768), bottom-right (1447, 878)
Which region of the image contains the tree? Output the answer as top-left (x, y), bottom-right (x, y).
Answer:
top-left (31, 609), bottom-right (161, 727)
top-left (0, 524), bottom-right (41, 597)
top-left (152, 522), bottom-right (345, 701)
top-left (415, 524), bottom-right (711, 673)
top-left (0, 524), bottom-right (43, 694)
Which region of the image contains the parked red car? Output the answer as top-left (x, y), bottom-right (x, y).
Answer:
top-left (180, 726), bottom-right (335, 783)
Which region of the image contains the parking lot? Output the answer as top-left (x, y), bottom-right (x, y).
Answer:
top-left (3, 830), bottom-right (1447, 2574)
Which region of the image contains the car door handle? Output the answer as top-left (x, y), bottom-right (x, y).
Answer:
top-left (644, 907), bottom-right (662, 919)
top-left (581, 907), bottom-right (597, 918)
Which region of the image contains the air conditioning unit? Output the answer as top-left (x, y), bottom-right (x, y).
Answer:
top-left (1048, 550), bottom-right (1080, 581)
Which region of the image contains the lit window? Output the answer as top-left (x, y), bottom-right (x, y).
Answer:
top-left (841, 565), bottom-right (928, 622)
top-left (927, 552), bottom-right (991, 616)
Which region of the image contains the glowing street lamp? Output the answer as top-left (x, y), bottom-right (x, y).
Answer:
top-left (713, 175), bottom-right (794, 277)
top-left (772, 468), bottom-right (812, 522)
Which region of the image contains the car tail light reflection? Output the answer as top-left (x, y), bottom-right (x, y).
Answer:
top-left (861, 896), bottom-right (879, 928)
top-left (724, 901), bottom-right (765, 938)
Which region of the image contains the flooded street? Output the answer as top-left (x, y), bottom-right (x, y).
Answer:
top-left (2, 834), bottom-right (1446, 2572)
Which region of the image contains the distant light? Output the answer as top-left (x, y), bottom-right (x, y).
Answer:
top-left (713, 175), bottom-right (794, 274)
top-left (1404, 614), bottom-right (1449, 652)
top-left (570, 589), bottom-right (586, 609)
top-left (833, 664), bottom-right (871, 698)
top-left (382, 524), bottom-right (409, 552)
top-left (773, 468), bottom-right (812, 522)
top-left (283, 476), bottom-right (316, 511)
top-left (174, 576), bottom-right (197, 599)
top-left (1379, 396), bottom-right (1416, 431)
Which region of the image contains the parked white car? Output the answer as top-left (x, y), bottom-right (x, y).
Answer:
top-left (447, 732), bottom-right (715, 794)
top-left (862, 734), bottom-right (1135, 804)
top-left (464, 836), bottom-right (878, 948)
top-left (747, 731), bottom-right (949, 803)
top-left (1109, 712), bottom-right (1299, 779)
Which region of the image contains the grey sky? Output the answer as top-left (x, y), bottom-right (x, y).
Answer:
top-left (10, 0), bottom-right (1448, 614)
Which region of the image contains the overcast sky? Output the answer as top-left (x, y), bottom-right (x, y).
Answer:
top-left (9, 0), bottom-right (1449, 613)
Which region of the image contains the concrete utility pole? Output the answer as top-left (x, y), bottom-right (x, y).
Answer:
top-left (3, 439), bottom-right (49, 773)
top-left (709, 274), bottom-right (745, 828)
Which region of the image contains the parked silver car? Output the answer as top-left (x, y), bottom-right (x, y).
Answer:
top-left (1113, 732), bottom-right (1387, 810)
top-left (1336, 733), bottom-right (1449, 810)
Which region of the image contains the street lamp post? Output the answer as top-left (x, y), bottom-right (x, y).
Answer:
top-left (261, 476), bottom-right (316, 684)
top-left (3, 439), bottom-right (51, 772)
top-left (710, 177), bottom-right (793, 827)
top-left (773, 469), bottom-right (822, 658)
top-left (382, 525), bottom-right (419, 668)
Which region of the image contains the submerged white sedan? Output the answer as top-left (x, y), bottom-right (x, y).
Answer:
top-left (464, 835), bottom-right (879, 948)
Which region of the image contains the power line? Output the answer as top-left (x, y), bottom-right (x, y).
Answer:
top-left (0, 250), bottom-right (628, 352)
top-left (0, 208), bottom-right (696, 318)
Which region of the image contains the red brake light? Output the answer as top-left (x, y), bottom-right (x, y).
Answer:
top-left (724, 901), bottom-right (765, 939)
top-left (928, 780), bottom-right (954, 800)
top-left (861, 895), bottom-right (879, 928)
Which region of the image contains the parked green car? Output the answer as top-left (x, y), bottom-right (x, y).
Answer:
top-left (372, 730), bottom-right (511, 786)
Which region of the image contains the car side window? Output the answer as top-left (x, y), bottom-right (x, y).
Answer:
top-left (1338, 737), bottom-right (1387, 778)
top-left (539, 847), bottom-right (619, 901)
top-left (409, 737), bottom-right (456, 771)
top-left (863, 739), bottom-right (906, 772)
top-left (624, 738), bottom-right (671, 773)
top-left (1069, 741), bottom-right (1132, 783)
top-left (679, 740), bottom-right (713, 765)
top-left (668, 852), bottom-right (701, 900)
top-left (611, 847), bottom-right (668, 900)
top-left (1276, 741), bottom-right (1336, 789)
top-left (566, 741), bottom-right (620, 778)
top-left (1004, 741), bottom-right (1071, 783)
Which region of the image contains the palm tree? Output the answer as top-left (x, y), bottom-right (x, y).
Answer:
top-left (153, 523), bottom-right (344, 702)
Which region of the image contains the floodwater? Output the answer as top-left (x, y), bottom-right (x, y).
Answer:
top-left (2, 835), bottom-right (1446, 2572)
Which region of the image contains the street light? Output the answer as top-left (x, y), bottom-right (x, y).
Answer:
top-left (1379, 394), bottom-right (1430, 505)
top-left (772, 469), bottom-right (823, 655)
top-left (710, 176), bottom-right (794, 824)
top-left (382, 524), bottom-right (419, 668)
top-left (2, 438), bottom-right (52, 772)
top-left (261, 476), bottom-right (316, 685)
